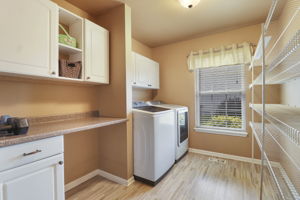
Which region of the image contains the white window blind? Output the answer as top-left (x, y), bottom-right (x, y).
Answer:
top-left (195, 65), bottom-right (246, 131)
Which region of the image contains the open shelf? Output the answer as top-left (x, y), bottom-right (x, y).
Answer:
top-left (250, 104), bottom-right (300, 146)
top-left (264, 152), bottom-right (298, 200)
top-left (250, 122), bottom-right (280, 162)
top-left (251, 3), bottom-right (300, 86)
top-left (252, 30), bottom-right (300, 85)
top-left (250, 122), bottom-right (300, 199)
top-left (250, 121), bottom-right (300, 171)
top-left (58, 7), bottom-right (83, 50)
top-left (59, 7), bottom-right (82, 26)
top-left (58, 7), bottom-right (84, 80)
top-left (59, 43), bottom-right (82, 55)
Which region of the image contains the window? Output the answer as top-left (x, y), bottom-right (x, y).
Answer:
top-left (195, 65), bottom-right (246, 135)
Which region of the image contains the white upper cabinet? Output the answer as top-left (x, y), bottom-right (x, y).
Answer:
top-left (134, 53), bottom-right (151, 87)
top-left (0, 1), bottom-right (110, 85)
top-left (0, 0), bottom-right (58, 77)
top-left (132, 52), bottom-right (160, 89)
top-left (148, 59), bottom-right (159, 89)
top-left (84, 19), bottom-right (109, 84)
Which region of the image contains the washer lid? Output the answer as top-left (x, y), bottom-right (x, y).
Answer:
top-left (155, 104), bottom-right (188, 110)
top-left (135, 106), bottom-right (170, 113)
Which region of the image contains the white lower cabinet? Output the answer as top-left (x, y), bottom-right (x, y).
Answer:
top-left (0, 154), bottom-right (64, 200)
top-left (0, 136), bottom-right (65, 200)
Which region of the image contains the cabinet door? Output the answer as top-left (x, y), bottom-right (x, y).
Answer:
top-left (148, 60), bottom-right (160, 89)
top-left (0, 154), bottom-right (64, 200)
top-left (0, 0), bottom-right (58, 77)
top-left (133, 53), bottom-right (160, 89)
top-left (85, 19), bottom-right (109, 84)
top-left (135, 53), bottom-right (151, 87)
top-left (132, 52), bottom-right (137, 86)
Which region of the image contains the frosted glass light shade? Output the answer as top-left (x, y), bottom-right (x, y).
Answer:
top-left (178, 0), bottom-right (200, 8)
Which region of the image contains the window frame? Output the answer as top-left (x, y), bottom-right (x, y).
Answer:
top-left (194, 64), bottom-right (248, 137)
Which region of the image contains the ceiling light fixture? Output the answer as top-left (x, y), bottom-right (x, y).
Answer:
top-left (178, 0), bottom-right (200, 8)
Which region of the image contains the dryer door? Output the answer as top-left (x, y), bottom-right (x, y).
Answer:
top-left (178, 109), bottom-right (189, 145)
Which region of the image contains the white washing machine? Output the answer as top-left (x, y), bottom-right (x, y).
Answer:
top-left (133, 102), bottom-right (175, 185)
top-left (149, 101), bottom-right (189, 162)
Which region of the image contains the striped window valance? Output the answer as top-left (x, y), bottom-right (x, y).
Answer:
top-left (187, 42), bottom-right (253, 71)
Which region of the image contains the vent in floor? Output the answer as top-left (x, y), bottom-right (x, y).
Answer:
top-left (208, 157), bottom-right (227, 164)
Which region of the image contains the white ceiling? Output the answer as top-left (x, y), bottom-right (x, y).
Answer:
top-left (66, 0), bottom-right (281, 47)
top-left (124, 0), bottom-right (275, 47)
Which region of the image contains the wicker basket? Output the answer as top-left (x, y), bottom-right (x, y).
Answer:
top-left (59, 59), bottom-right (81, 79)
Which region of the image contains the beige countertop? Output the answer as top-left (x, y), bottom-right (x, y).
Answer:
top-left (0, 111), bottom-right (127, 147)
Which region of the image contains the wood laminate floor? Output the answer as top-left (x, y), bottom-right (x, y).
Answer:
top-left (66, 153), bottom-right (277, 200)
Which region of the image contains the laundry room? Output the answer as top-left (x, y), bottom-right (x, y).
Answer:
top-left (0, 0), bottom-right (299, 200)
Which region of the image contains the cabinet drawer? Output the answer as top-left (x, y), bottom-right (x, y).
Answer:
top-left (0, 136), bottom-right (63, 172)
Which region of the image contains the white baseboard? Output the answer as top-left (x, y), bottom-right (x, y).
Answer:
top-left (65, 169), bottom-right (135, 192)
top-left (189, 148), bottom-right (282, 167)
top-left (65, 170), bottom-right (99, 192)
top-left (189, 148), bottom-right (262, 165)
top-left (127, 176), bottom-right (135, 186)
top-left (98, 169), bottom-right (134, 186)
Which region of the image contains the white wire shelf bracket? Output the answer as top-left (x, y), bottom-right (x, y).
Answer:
top-left (264, 0), bottom-right (280, 32)
top-left (248, 0), bottom-right (279, 71)
top-left (252, 30), bottom-right (300, 85)
top-left (264, 152), bottom-right (298, 200)
top-left (249, 35), bottom-right (272, 70)
top-left (250, 122), bottom-right (280, 163)
top-left (267, 30), bottom-right (300, 84)
top-left (250, 122), bottom-right (300, 171)
top-left (250, 122), bottom-right (262, 149)
top-left (268, 30), bottom-right (300, 73)
top-left (265, 124), bottom-right (300, 172)
top-left (266, 7), bottom-right (300, 61)
top-left (250, 104), bottom-right (300, 146)
top-left (250, 122), bottom-right (300, 200)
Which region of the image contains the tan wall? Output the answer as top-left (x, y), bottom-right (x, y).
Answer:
top-left (132, 88), bottom-right (154, 101)
top-left (0, 79), bottom-right (100, 117)
top-left (51, 0), bottom-right (96, 21)
top-left (132, 38), bottom-right (153, 59)
top-left (96, 4), bottom-right (132, 179)
top-left (64, 130), bottom-right (100, 183)
top-left (132, 39), bottom-right (155, 102)
top-left (152, 24), bottom-right (272, 158)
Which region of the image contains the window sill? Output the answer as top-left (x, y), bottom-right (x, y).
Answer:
top-left (194, 127), bottom-right (248, 137)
